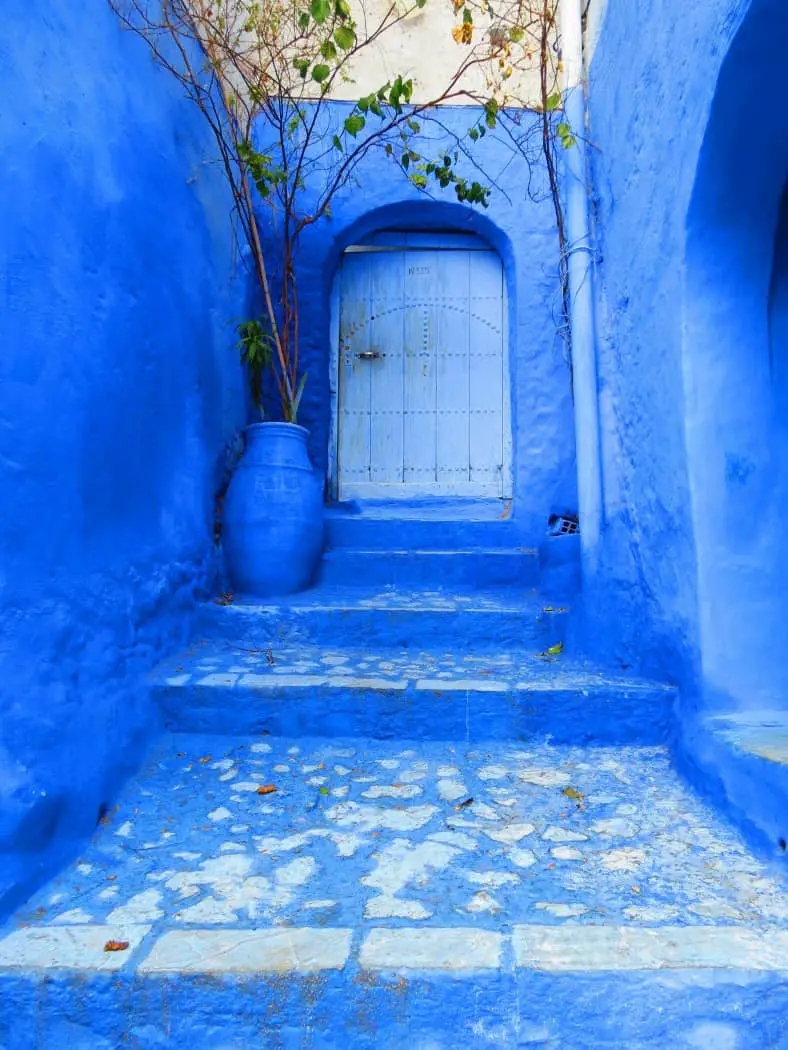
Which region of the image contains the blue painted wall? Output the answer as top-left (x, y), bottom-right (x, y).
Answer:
top-left (255, 106), bottom-right (577, 546)
top-left (0, 1), bottom-right (246, 913)
top-left (587, 0), bottom-right (788, 845)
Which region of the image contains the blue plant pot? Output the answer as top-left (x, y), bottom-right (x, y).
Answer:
top-left (222, 422), bottom-right (324, 597)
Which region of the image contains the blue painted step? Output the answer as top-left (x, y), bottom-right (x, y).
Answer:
top-left (325, 501), bottom-right (529, 551)
top-left (152, 642), bottom-right (675, 743)
top-left (317, 547), bottom-right (539, 587)
top-left (2, 734), bottom-right (788, 1049)
top-left (197, 587), bottom-right (565, 650)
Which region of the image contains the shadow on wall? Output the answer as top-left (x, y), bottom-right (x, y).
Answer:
top-left (0, 2), bottom-right (245, 919)
top-left (684, 0), bottom-right (788, 714)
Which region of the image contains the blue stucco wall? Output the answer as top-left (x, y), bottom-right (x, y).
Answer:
top-left (585, 0), bottom-right (744, 685)
top-left (0, 1), bottom-right (246, 914)
top-left (255, 106), bottom-right (577, 545)
top-left (587, 0), bottom-right (788, 845)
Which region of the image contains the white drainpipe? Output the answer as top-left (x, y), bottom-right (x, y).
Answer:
top-left (560, 0), bottom-right (603, 575)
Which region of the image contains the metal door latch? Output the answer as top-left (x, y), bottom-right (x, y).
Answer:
top-left (356, 350), bottom-right (382, 360)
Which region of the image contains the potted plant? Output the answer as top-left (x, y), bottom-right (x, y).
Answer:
top-left (109, 0), bottom-right (566, 596)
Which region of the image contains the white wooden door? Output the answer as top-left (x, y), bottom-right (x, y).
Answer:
top-left (336, 239), bottom-right (510, 500)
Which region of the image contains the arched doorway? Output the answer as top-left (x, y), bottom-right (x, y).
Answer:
top-left (684, 0), bottom-right (788, 708)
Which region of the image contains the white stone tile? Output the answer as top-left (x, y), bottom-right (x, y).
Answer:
top-left (601, 847), bottom-right (646, 871)
top-left (325, 801), bottom-right (436, 832)
top-left (463, 890), bottom-right (501, 914)
top-left (250, 742), bottom-right (272, 753)
top-left (139, 927), bottom-right (352, 973)
top-left (52, 908), bottom-right (94, 924)
top-left (166, 674), bottom-right (191, 687)
top-left (360, 928), bottom-right (502, 971)
top-left (590, 818), bottom-right (638, 838)
top-left (365, 897), bottom-right (432, 920)
top-left (478, 765), bottom-right (510, 781)
top-left (466, 871), bottom-right (519, 888)
top-left (208, 807), bottom-right (232, 822)
top-left (428, 831), bottom-right (478, 850)
top-left (508, 848), bottom-right (538, 868)
top-left (197, 673), bottom-right (239, 687)
top-left (542, 826), bottom-right (588, 843)
top-left (0, 925), bottom-right (151, 971)
top-left (362, 784), bottom-right (422, 800)
top-left (551, 846), bottom-right (584, 861)
top-left (534, 903), bottom-right (589, 918)
top-left (415, 679), bottom-right (508, 692)
top-left (485, 823), bottom-right (535, 844)
top-left (328, 677), bottom-right (408, 691)
top-left (516, 769), bottom-right (571, 787)
top-left (437, 779), bottom-right (468, 802)
top-left (106, 889), bottom-right (163, 925)
top-left (513, 925), bottom-right (788, 971)
top-left (240, 674), bottom-right (329, 688)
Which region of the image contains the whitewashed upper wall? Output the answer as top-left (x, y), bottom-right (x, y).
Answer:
top-left (324, 0), bottom-right (549, 107)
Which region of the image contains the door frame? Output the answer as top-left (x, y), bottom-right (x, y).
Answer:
top-left (328, 231), bottom-right (512, 503)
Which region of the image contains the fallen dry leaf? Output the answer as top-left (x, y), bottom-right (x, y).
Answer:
top-left (454, 798), bottom-right (474, 811)
top-left (562, 787), bottom-right (584, 802)
top-left (198, 756), bottom-right (212, 764)
top-left (632, 885), bottom-right (641, 894)
top-left (104, 940), bottom-right (129, 953)
top-left (256, 784), bottom-right (277, 795)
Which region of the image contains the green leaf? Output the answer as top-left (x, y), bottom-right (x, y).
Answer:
top-left (311, 0), bottom-right (331, 22)
top-left (462, 7), bottom-right (472, 22)
top-left (545, 91), bottom-right (562, 111)
top-left (332, 134), bottom-right (344, 151)
top-left (334, 24), bottom-right (356, 50)
top-left (335, 0), bottom-right (351, 17)
top-left (358, 96), bottom-right (370, 114)
top-left (293, 56), bottom-right (310, 78)
top-left (401, 151), bottom-right (410, 169)
top-left (510, 26), bottom-right (524, 42)
top-left (320, 39), bottom-right (337, 60)
top-left (344, 113), bottom-right (366, 136)
top-left (312, 63), bottom-right (331, 83)
top-left (414, 0), bottom-right (427, 7)
top-left (407, 118), bottom-right (420, 132)
top-left (291, 373), bottom-right (308, 421)
top-left (298, 11), bottom-right (310, 29)
top-left (469, 126), bottom-right (479, 141)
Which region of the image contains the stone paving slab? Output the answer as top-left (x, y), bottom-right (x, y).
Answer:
top-left (3, 733), bottom-right (787, 951)
top-left (138, 927), bottom-right (352, 973)
top-left (0, 924), bottom-right (151, 971)
top-left (154, 639), bottom-right (667, 692)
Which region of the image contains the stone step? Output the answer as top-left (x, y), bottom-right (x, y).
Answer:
top-left (316, 547), bottom-right (540, 588)
top-left (325, 501), bottom-right (528, 551)
top-left (153, 642), bottom-right (675, 743)
top-left (2, 733), bottom-right (787, 1047)
top-left (198, 586), bottom-right (565, 650)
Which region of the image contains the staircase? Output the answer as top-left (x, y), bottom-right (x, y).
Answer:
top-left (2, 536), bottom-right (788, 1048)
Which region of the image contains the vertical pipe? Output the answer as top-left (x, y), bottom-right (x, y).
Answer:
top-left (560, 0), bottom-right (603, 574)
